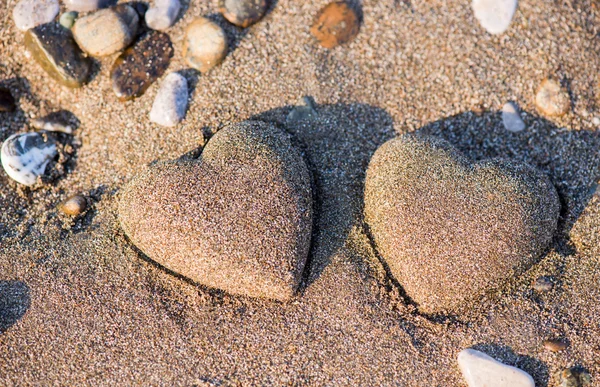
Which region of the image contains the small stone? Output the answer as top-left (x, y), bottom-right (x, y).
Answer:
top-left (13, 0), bottom-right (59, 31)
top-left (59, 12), bottom-right (78, 29)
top-left (533, 276), bottom-right (553, 292)
top-left (535, 79), bottom-right (570, 117)
top-left (32, 113), bottom-right (75, 134)
top-left (59, 195), bottom-right (87, 216)
top-left (24, 23), bottom-right (92, 88)
top-left (310, 1), bottom-right (360, 49)
top-left (458, 349), bottom-right (535, 387)
top-left (286, 96), bottom-right (317, 125)
top-left (1, 132), bottom-right (58, 186)
top-left (110, 31), bottom-right (174, 101)
top-left (502, 102), bottom-right (526, 132)
top-left (72, 4), bottom-right (139, 57)
top-left (183, 17), bottom-right (228, 73)
top-left (0, 88), bottom-right (16, 113)
top-left (472, 0), bottom-right (517, 35)
top-left (219, 0), bottom-right (268, 28)
top-left (542, 339), bottom-right (568, 352)
top-left (554, 367), bottom-right (592, 387)
top-left (64, 0), bottom-right (116, 13)
top-left (145, 0), bottom-right (181, 31)
top-left (592, 117), bottom-right (600, 126)
top-left (149, 72), bottom-right (188, 127)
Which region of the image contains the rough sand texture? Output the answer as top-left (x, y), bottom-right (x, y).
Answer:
top-left (364, 134), bottom-right (560, 313)
top-left (0, 0), bottom-right (599, 386)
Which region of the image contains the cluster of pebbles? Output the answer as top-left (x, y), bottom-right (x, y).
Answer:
top-left (0, 0), bottom-right (594, 386)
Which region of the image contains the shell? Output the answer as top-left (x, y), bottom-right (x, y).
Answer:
top-left (1, 132), bottom-right (58, 185)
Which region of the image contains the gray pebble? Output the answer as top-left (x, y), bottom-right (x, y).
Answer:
top-left (286, 96), bottom-right (317, 125)
top-left (502, 102), bottom-right (525, 132)
top-left (533, 276), bottom-right (553, 292)
top-left (145, 0), bottom-right (181, 31)
top-left (149, 72), bottom-right (188, 127)
top-left (13, 0), bottom-right (59, 31)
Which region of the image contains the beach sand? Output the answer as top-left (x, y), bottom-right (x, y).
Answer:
top-left (0, 0), bottom-right (599, 385)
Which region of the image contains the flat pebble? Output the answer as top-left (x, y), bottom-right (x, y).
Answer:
top-left (64, 0), bottom-right (115, 12)
top-left (542, 339), bottom-right (568, 352)
top-left (502, 102), bottom-right (525, 132)
top-left (1, 132), bottom-right (58, 186)
top-left (111, 31), bottom-right (174, 101)
top-left (535, 79), bottom-right (570, 117)
top-left (286, 96), bottom-right (317, 125)
top-left (219, 0), bottom-right (267, 28)
top-left (472, 0), bottom-right (517, 35)
top-left (72, 4), bottom-right (139, 57)
top-left (458, 349), bottom-right (535, 387)
top-left (533, 276), bottom-right (553, 292)
top-left (60, 195), bottom-right (87, 216)
top-left (25, 23), bottom-right (92, 88)
top-left (311, 1), bottom-right (360, 49)
top-left (0, 88), bottom-right (16, 113)
top-left (149, 72), bottom-right (188, 127)
top-left (59, 11), bottom-right (78, 29)
top-left (183, 17), bottom-right (228, 73)
top-left (145, 0), bottom-right (181, 31)
top-left (13, 0), bottom-right (59, 31)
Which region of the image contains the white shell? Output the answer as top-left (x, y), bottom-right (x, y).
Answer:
top-left (149, 73), bottom-right (188, 127)
top-left (502, 102), bottom-right (525, 132)
top-left (1, 132), bottom-right (58, 186)
top-left (13, 0), bottom-right (59, 31)
top-left (145, 0), bottom-right (181, 31)
top-left (458, 349), bottom-right (535, 387)
top-left (472, 0), bottom-right (518, 35)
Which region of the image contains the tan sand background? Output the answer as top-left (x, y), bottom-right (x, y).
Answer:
top-left (0, 0), bottom-right (599, 385)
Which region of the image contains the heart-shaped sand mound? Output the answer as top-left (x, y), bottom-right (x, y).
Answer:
top-left (364, 134), bottom-right (560, 313)
top-left (118, 121), bottom-right (313, 301)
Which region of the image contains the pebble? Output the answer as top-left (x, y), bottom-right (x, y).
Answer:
top-left (535, 79), bottom-right (571, 117)
top-left (72, 4), bottom-right (139, 57)
top-left (542, 339), bottom-right (568, 352)
top-left (32, 114), bottom-right (74, 134)
top-left (592, 117), bottom-right (600, 126)
top-left (59, 195), bottom-right (87, 216)
top-left (118, 121), bottom-right (313, 301)
top-left (0, 88), bottom-right (16, 113)
top-left (311, 1), bottom-right (360, 49)
top-left (554, 368), bottom-right (592, 387)
top-left (1, 132), bottom-right (58, 186)
top-left (183, 18), bottom-right (228, 73)
top-left (110, 31), bottom-right (174, 101)
top-left (145, 0), bottom-right (181, 31)
top-left (24, 23), bottom-right (92, 88)
top-left (219, 0), bottom-right (268, 28)
top-left (64, 0), bottom-right (115, 13)
top-left (286, 96), bottom-right (318, 125)
top-left (472, 0), bottom-right (518, 35)
top-left (59, 11), bottom-right (78, 29)
top-left (533, 276), bottom-right (553, 292)
top-left (149, 73), bottom-right (188, 127)
top-left (457, 349), bottom-right (535, 387)
top-left (502, 102), bottom-right (525, 132)
top-left (13, 0), bottom-right (59, 31)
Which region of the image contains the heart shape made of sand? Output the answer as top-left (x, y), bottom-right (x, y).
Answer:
top-left (118, 121), bottom-right (313, 301)
top-left (364, 134), bottom-right (560, 313)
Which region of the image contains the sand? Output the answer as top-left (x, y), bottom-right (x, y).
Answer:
top-left (0, 0), bottom-right (599, 385)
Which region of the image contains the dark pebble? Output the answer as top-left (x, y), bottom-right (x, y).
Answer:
top-left (24, 23), bottom-right (92, 88)
top-left (219, 0), bottom-right (268, 28)
top-left (0, 87), bottom-right (16, 112)
top-left (110, 31), bottom-right (174, 101)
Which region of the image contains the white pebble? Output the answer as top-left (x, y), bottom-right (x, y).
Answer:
top-left (472, 0), bottom-right (518, 35)
top-left (145, 0), bottom-right (181, 31)
top-left (502, 102), bottom-right (525, 132)
top-left (458, 349), bottom-right (535, 387)
top-left (13, 0), bottom-right (59, 31)
top-left (64, 0), bottom-right (113, 13)
top-left (592, 117), bottom-right (600, 126)
top-left (149, 73), bottom-right (188, 127)
top-left (1, 132), bottom-right (57, 186)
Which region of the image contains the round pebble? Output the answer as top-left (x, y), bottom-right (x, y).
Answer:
top-left (0, 88), bottom-right (16, 113)
top-left (471, 0), bottom-right (518, 35)
top-left (502, 101), bottom-right (525, 132)
top-left (1, 132), bottom-right (58, 186)
top-left (533, 276), bottom-right (553, 292)
top-left (60, 195), bottom-right (87, 216)
top-left (149, 72), bottom-right (189, 127)
top-left (59, 11), bottom-right (78, 29)
top-left (535, 78), bottom-right (570, 117)
top-left (310, 1), bottom-right (360, 49)
top-left (219, 0), bottom-right (268, 28)
top-left (145, 0), bottom-right (181, 31)
top-left (542, 339), bottom-right (568, 352)
top-left (183, 17), bottom-right (228, 73)
top-left (13, 0), bottom-right (59, 31)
